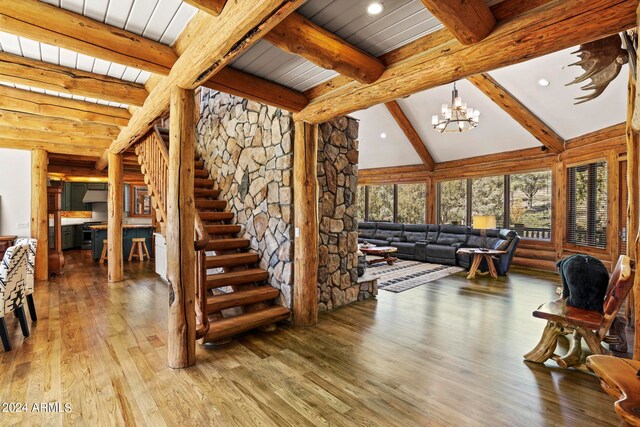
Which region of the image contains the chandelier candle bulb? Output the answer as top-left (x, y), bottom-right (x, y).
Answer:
top-left (433, 82), bottom-right (479, 133)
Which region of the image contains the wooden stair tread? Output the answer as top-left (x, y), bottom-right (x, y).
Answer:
top-left (195, 200), bottom-right (227, 210)
top-left (206, 237), bottom-right (250, 251)
top-left (194, 178), bottom-right (215, 188)
top-left (205, 306), bottom-right (290, 342)
top-left (206, 224), bottom-right (241, 235)
top-left (206, 286), bottom-right (280, 313)
top-left (194, 160), bottom-right (204, 169)
top-left (194, 189), bottom-right (221, 198)
top-left (206, 268), bottom-right (268, 289)
top-left (195, 169), bottom-right (209, 178)
top-left (206, 252), bottom-right (259, 268)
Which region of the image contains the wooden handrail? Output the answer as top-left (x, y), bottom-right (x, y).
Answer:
top-left (135, 125), bottom-right (210, 339)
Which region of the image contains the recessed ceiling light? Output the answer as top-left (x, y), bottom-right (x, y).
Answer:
top-left (538, 78), bottom-right (550, 87)
top-left (380, 132), bottom-right (387, 139)
top-left (367, 2), bottom-right (384, 15)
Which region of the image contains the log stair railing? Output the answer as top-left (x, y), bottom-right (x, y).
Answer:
top-left (135, 126), bottom-right (290, 346)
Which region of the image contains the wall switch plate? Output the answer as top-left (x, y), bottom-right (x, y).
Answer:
top-left (295, 227), bottom-right (300, 237)
top-left (17, 223), bottom-right (29, 230)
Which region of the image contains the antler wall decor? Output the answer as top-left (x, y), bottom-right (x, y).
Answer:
top-left (566, 34), bottom-right (629, 104)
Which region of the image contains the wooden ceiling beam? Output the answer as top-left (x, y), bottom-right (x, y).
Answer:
top-left (104, 1), bottom-right (305, 163)
top-left (467, 73), bottom-right (565, 154)
top-left (0, 109), bottom-right (120, 138)
top-left (296, 0), bottom-right (637, 124)
top-left (0, 52), bottom-right (147, 106)
top-left (0, 0), bottom-right (177, 75)
top-left (184, 0), bottom-right (228, 16)
top-left (420, 0), bottom-right (496, 45)
top-left (263, 12), bottom-right (384, 84)
top-left (204, 67), bottom-right (308, 112)
top-left (0, 86), bottom-right (130, 126)
top-left (0, 139), bottom-right (107, 157)
top-left (48, 164), bottom-right (143, 181)
top-left (384, 100), bottom-right (435, 171)
top-left (565, 122), bottom-right (626, 149)
top-left (0, 125), bottom-right (112, 148)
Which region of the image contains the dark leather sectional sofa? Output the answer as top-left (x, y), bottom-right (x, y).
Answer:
top-left (358, 222), bottom-right (520, 276)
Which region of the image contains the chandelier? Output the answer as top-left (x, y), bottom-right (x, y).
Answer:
top-left (432, 82), bottom-right (480, 133)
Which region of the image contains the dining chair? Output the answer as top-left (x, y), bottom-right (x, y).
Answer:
top-left (15, 238), bottom-right (37, 321)
top-left (0, 243), bottom-right (30, 351)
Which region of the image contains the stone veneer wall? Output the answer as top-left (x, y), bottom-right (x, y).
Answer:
top-left (317, 117), bottom-right (365, 311)
top-left (195, 89), bottom-right (293, 308)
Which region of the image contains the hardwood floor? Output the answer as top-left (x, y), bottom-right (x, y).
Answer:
top-left (0, 250), bottom-right (619, 426)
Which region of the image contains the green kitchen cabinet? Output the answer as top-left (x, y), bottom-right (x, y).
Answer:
top-left (69, 183), bottom-right (89, 211)
top-left (87, 183), bottom-right (107, 190)
top-left (61, 225), bottom-right (74, 250)
top-left (61, 182), bottom-right (92, 211)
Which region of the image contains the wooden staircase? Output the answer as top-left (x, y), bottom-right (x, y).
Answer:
top-left (135, 126), bottom-right (290, 345)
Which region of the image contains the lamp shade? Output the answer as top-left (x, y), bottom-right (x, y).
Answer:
top-left (473, 215), bottom-right (496, 230)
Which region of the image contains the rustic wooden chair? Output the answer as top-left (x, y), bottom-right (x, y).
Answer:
top-left (524, 255), bottom-right (634, 369)
top-left (0, 244), bottom-right (30, 351)
top-left (15, 238), bottom-right (37, 321)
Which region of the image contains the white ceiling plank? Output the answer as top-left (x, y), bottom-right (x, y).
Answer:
top-left (59, 0), bottom-right (84, 15)
top-left (125, 0), bottom-right (159, 35)
top-left (142, 0), bottom-right (182, 42)
top-left (105, 0), bottom-right (135, 29)
top-left (0, 32), bottom-right (23, 56)
top-left (159, 3), bottom-right (197, 45)
top-left (82, 0), bottom-right (110, 22)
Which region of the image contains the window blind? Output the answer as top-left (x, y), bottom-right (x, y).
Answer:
top-left (567, 161), bottom-right (608, 248)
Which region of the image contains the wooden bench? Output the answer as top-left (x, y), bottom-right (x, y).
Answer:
top-left (587, 355), bottom-right (640, 427)
top-left (524, 255), bottom-right (634, 369)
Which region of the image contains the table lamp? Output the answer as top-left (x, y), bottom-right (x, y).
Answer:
top-left (473, 215), bottom-right (496, 251)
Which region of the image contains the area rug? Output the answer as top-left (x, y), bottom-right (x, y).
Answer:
top-left (366, 257), bottom-right (464, 293)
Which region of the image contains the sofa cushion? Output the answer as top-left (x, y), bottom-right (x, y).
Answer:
top-left (391, 241), bottom-right (415, 255)
top-left (436, 225), bottom-right (469, 246)
top-left (403, 231), bottom-right (427, 243)
top-left (426, 224), bottom-right (440, 243)
top-left (499, 229), bottom-right (517, 239)
top-left (388, 237), bottom-right (407, 243)
top-left (358, 222), bottom-right (377, 239)
top-left (495, 239), bottom-right (511, 250)
top-left (404, 224), bottom-right (430, 233)
top-left (374, 223), bottom-right (403, 240)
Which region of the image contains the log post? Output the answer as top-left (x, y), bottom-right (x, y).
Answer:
top-left (293, 120), bottom-right (318, 327)
top-left (552, 161), bottom-right (565, 262)
top-left (107, 151), bottom-right (123, 283)
top-left (167, 85), bottom-right (196, 368)
top-left (30, 148), bottom-right (48, 280)
top-left (628, 66), bottom-right (640, 359)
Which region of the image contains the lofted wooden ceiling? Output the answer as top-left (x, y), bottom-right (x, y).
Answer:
top-left (0, 0), bottom-right (635, 174)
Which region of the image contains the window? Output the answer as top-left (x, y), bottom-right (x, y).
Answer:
top-left (509, 171), bottom-right (552, 239)
top-left (367, 185), bottom-right (394, 222)
top-left (397, 183), bottom-right (426, 224)
top-left (357, 183), bottom-right (427, 223)
top-left (472, 176), bottom-right (505, 227)
top-left (357, 185), bottom-right (366, 221)
top-left (567, 161), bottom-right (608, 248)
top-left (438, 179), bottom-right (467, 225)
top-left (437, 171), bottom-right (553, 240)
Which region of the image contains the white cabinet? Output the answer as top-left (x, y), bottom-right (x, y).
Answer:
top-left (154, 232), bottom-right (167, 281)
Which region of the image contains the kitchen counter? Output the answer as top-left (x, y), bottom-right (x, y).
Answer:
top-left (87, 224), bottom-right (153, 230)
top-left (90, 225), bottom-right (154, 261)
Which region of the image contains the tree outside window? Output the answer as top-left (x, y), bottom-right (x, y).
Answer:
top-left (397, 183), bottom-right (426, 224)
top-left (368, 185), bottom-right (394, 222)
top-left (438, 179), bottom-right (467, 224)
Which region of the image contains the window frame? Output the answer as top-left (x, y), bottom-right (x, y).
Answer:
top-left (436, 168), bottom-right (554, 241)
top-left (565, 159), bottom-right (608, 249)
top-left (359, 182), bottom-right (428, 223)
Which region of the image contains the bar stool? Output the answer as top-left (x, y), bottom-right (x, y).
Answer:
top-left (129, 238), bottom-right (150, 262)
top-left (99, 239), bottom-right (108, 263)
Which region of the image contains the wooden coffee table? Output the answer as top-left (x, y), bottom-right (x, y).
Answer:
top-left (456, 248), bottom-right (506, 279)
top-left (360, 246), bottom-right (398, 265)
